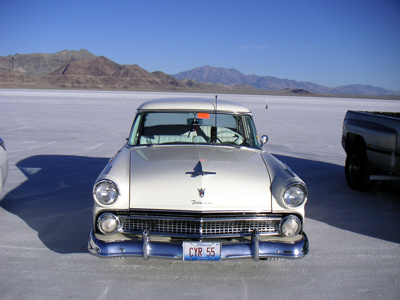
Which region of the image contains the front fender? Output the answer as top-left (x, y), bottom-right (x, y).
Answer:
top-left (92, 145), bottom-right (131, 223)
top-left (261, 151), bottom-right (307, 216)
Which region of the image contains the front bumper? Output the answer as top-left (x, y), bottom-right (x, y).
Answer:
top-left (88, 229), bottom-right (309, 260)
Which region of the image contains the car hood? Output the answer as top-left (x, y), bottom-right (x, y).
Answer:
top-left (129, 145), bottom-right (271, 212)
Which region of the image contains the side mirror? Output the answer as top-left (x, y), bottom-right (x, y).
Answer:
top-left (260, 135), bottom-right (268, 147)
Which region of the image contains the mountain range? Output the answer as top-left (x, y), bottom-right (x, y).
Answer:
top-left (173, 65), bottom-right (400, 96)
top-left (0, 49), bottom-right (398, 96)
top-left (0, 49), bottom-right (190, 91)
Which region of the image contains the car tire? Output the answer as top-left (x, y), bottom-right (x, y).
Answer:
top-left (345, 145), bottom-right (382, 191)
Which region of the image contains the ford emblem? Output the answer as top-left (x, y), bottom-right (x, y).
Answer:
top-left (198, 188), bottom-right (205, 198)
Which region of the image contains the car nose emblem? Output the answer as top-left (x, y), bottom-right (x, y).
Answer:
top-left (198, 188), bottom-right (206, 198)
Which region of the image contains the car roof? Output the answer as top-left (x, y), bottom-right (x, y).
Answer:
top-left (137, 98), bottom-right (251, 114)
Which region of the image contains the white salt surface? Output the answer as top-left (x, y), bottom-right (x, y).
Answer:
top-left (0, 89), bottom-right (399, 299)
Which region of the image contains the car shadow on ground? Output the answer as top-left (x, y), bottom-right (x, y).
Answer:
top-left (1, 154), bottom-right (399, 255)
top-left (275, 154), bottom-right (400, 244)
top-left (0, 155), bottom-right (108, 254)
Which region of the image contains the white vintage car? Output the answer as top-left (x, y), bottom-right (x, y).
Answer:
top-left (88, 98), bottom-right (309, 260)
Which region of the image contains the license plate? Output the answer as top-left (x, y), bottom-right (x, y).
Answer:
top-left (183, 242), bottom-right (221, 261)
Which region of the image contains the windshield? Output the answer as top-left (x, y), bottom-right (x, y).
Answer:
top-left (128, 112), bottom-right (260, 149)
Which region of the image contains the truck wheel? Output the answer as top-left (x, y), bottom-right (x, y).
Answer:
top-left (345, 146), bottom-right (382, 191)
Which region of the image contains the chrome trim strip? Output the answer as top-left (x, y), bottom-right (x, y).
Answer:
top-left (138, 109), bottom-right (252, 115)
top-left (113, 208), bottom-right (272, 214)
top-left (119, 215), bottom-right (282, 222)
top-left (88, 230), bottom-right (309, 260)
top-left (370, 175), bottom-right (400, 181)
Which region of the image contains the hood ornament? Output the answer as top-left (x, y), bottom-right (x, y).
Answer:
top-left (198, 188), bottom-right (206, 198)
top-left (185, 161), bottom-right (216, 177)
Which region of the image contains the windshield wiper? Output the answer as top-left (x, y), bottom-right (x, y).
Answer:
top-left (157, 142), bottom-right (192, 145)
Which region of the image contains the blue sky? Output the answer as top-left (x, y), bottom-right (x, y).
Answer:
top-left (1, 0), bottom-right (399, 91)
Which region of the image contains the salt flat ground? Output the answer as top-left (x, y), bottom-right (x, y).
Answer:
top-left (0, 89), bottom-right (399, 299)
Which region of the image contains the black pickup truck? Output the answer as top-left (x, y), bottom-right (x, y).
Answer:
top-left (342, 110), bottom-right (400, 191)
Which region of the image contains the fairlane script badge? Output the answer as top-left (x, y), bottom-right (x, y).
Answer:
top-left (191, 199), bottom-right (212, 205)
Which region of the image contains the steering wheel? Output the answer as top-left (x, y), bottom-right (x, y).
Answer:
top-left (216, 130), bottom-right (244, 145)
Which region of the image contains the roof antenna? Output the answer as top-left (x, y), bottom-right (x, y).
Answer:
top-left (211, 95), bottom-right (218, 143)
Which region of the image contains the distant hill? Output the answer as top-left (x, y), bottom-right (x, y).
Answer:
top-left (173, 65), bottom-right (400, 96)
top-left (0, 50), bottom-right (398, 96)
top-left (0, 49), bottom-right (96, 75)
top-left (42, 55), bottom-right (189, 90)
top-left (0, 50), bottom-right (255, 93)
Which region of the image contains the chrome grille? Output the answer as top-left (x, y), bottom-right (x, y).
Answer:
top-left (117, 214), bottom-right (280, 238)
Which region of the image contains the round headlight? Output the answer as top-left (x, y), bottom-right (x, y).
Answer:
top-left (93, 180), bottom-right (119, 205)
top-left (282, 183), bottom-right (307, 208)
top-left (97, 213), bottom-right (120, 234)
top-left (280, 215), bottom-right (301, 237)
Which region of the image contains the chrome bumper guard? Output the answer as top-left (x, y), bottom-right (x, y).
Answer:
top-left (88, 229), bottom-right (309, 260)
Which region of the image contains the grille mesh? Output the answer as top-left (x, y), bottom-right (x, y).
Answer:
top-left (118, 215), bottom-right (279, 237)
